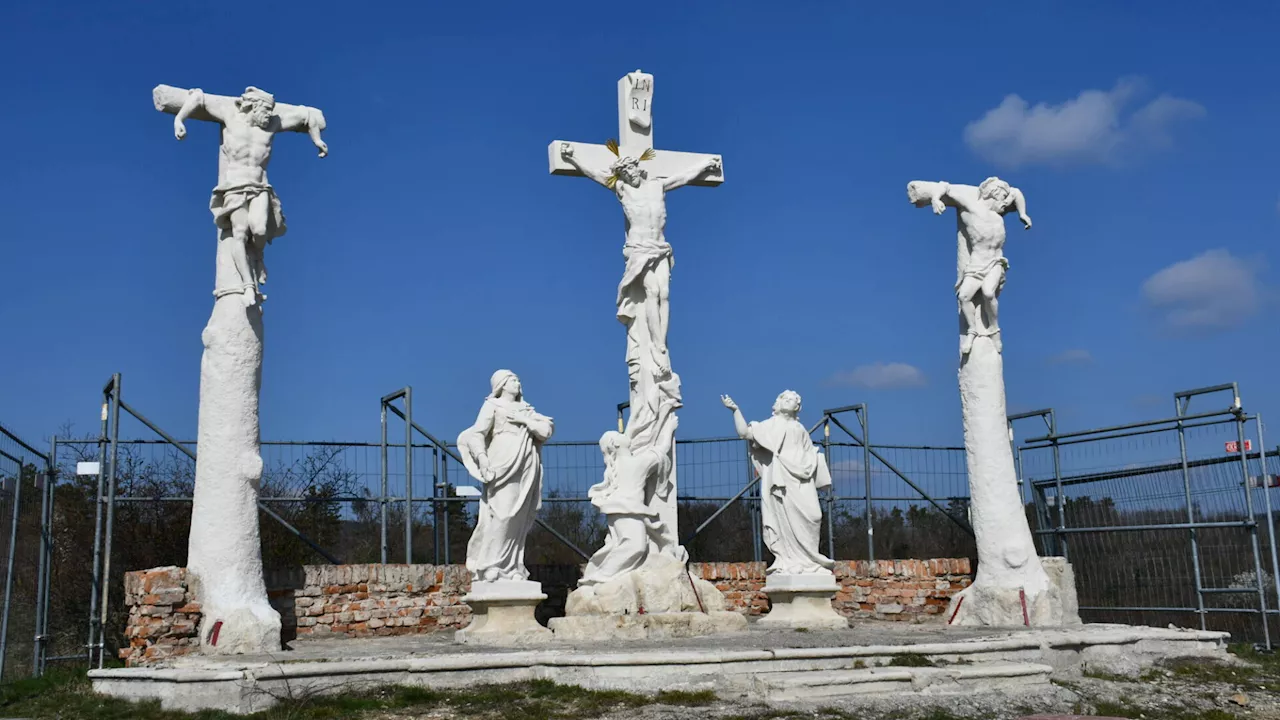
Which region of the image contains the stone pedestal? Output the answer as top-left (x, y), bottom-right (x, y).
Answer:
top-left (551, 555), bottom-right (747, 640)
top-left (455, 580), bottom-right (550, 645)
top-left (549, 611), bottom-right (746, 641)
top-left (759, 572), bottom-right (847, 629)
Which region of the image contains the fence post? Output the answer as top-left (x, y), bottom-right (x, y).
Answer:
top-left (0, 452), bottom-right (24, 682)
top-left (87, 381), bottom-right (111, 666)
top-left (380, 402), bottom-right (389, 565)
top-left (441, 449), bottom-right (450, 565)
top-left (1236, 410), bottom-right (1272, 649)
top-left (858, 408), bottom-right (874, 562)
top-left (1049, 411), bottom-right (1067, 561)
top-left (97, 374), bottom-right (122, 669)
top-left (1256, 416), bottom-right (1280, 627)
top-left (33, 439), bottom-right (55, 676)
top-left (404, 386), bottom-right (413, 565)
top-left (822, 418), bottom-right (834, 560)
top-left (439, 447), bottom-right (450, 566)
top-left (1174, 397), bottom-right (1208, 630)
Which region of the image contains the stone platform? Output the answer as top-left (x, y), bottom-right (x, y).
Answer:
top-left (89, 622), bottom-right (1229, 715)
top-left (549, 610), bottom-right (747, 640)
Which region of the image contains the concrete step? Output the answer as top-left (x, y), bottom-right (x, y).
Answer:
top-left (753, 661), bottom-right (1053, 701)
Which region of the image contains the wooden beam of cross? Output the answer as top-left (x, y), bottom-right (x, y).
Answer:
top-left (547, 70), bottom-right (724, 186)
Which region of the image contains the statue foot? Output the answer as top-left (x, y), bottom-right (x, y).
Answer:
top-left (959, 333), bottom-right (974, 356)
top-left (990, 331), bottom-right (1002, 353)
top-left (241, 288), bottom-right (258, 308)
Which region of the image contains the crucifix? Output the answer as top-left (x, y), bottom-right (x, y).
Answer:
top-left (153, 83), bottom-right (328, 656)
top-left (548, 70), bottom-right (724, 562)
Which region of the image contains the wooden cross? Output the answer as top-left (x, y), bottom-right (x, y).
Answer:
top-left (547, 70), bottom-right (724, 186)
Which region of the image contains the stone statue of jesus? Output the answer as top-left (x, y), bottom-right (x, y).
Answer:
top-left (171, 86), bottom-right (328, 306)
top-left (559, 142), bottom-right (720, 372)
top-left (907, 178), bottom-right (1032, 355)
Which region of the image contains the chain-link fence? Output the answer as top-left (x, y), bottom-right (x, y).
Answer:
top-left (10, 377), bottom-right (1280, 678)
top-left (1015, 384), bottom-right (1280, 647)
top-left (0, 425), bottom-right (50, 683)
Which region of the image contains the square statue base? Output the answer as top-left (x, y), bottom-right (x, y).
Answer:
top-left (759, 572), bottom-right (847, 629)
top-left (548, 611), bottom-right (747, 641)
top-left (455, 579), bottom-right (551, 645)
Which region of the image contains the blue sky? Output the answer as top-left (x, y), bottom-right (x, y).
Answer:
top-left (0, 2), bottom-right (1276, 451)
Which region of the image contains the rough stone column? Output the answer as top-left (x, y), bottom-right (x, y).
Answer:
top-left (948, 337), bottom-right (1059, 626)
top-left (185, 237), bottom-right (280, 655)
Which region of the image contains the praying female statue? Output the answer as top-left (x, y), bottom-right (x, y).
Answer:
top-left (457, 370), bottom-right (555, 583)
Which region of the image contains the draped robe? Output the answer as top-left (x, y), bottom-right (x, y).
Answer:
top-left (748, 414), bottom-right (834, 575)
top-left (457, 397), bottom-right (553, 582)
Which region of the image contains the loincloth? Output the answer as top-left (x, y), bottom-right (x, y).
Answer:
top-left (616, 241), bottom-right (673, 317)
top-left (210, 182), bottom-right (287, 241)
top-left (955, 256), bottom-right (1009, 291)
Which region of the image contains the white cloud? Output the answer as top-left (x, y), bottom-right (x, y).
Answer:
top-left (828, 362), bottom-right (926, 390)
top-left (964, 77), bottom-right (1205, 168)
top-left (1141, 249), bottom-right (1263, 331)
top-left (1047, 349), bottom-right (1093, 365)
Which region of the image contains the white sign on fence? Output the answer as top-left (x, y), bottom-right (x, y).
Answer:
top-left (76, 461), bottom-right (100, 476)
top-left (1225, 439), bottom-right (1253, 454)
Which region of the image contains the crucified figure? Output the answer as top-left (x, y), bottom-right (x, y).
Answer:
top-left (170, 86), bottom-right (327, 306)
top-left (908, 177), bottom-right (1032, 355)
top-left (560, 142), bottom-right (720, 373)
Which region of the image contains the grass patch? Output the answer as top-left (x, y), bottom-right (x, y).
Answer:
top-left (0, 671), bottom-right (720, 720)
top-left (886, 654), bottom-right (934, 668)
top-left (652, 689), bottom-right (718, 706)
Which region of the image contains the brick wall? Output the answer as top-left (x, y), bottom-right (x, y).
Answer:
top-left (692, 558), bottom-right (971, 621)
top-left (119, 566), bottom-right (200, 666)
top-left (290, 565), bottom-right (472, 638)
top-left (121, 558), bottom-right (972, 665)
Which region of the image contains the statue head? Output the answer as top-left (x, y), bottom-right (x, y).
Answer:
top-left (236, 86), bottom-right (276, 129)
top-left (598, 430), bottom-right (632, 463)
top-left (489, 369), bottom-right (522, 400)
top-left (978, 177), bottom-right (1014, 213)
top-left (771, 390), bottom-right (802, 419)
top-left (611, 156), bottom-right (646, 187)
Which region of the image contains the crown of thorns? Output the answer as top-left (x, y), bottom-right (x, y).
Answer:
top-left (604, 138), bottom-right (656, 189)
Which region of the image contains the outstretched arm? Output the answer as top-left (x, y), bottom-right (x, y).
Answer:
top-left (663, 155), bottom-right (721, 192)
top-left (653, 411), bottom-right (680, 459)
top-left (720, 395), bottom-right (753, 442)
top-left (907, 181), bottom-right (978, 215)
top-left (172, 88), bottom-right (231, 140)
top-left (277, 105), bottom-right (329, 157)
top-left (1006, 187), bottom-right (1032, 229)
top-left (559, 143), bottom-right (615, 189)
